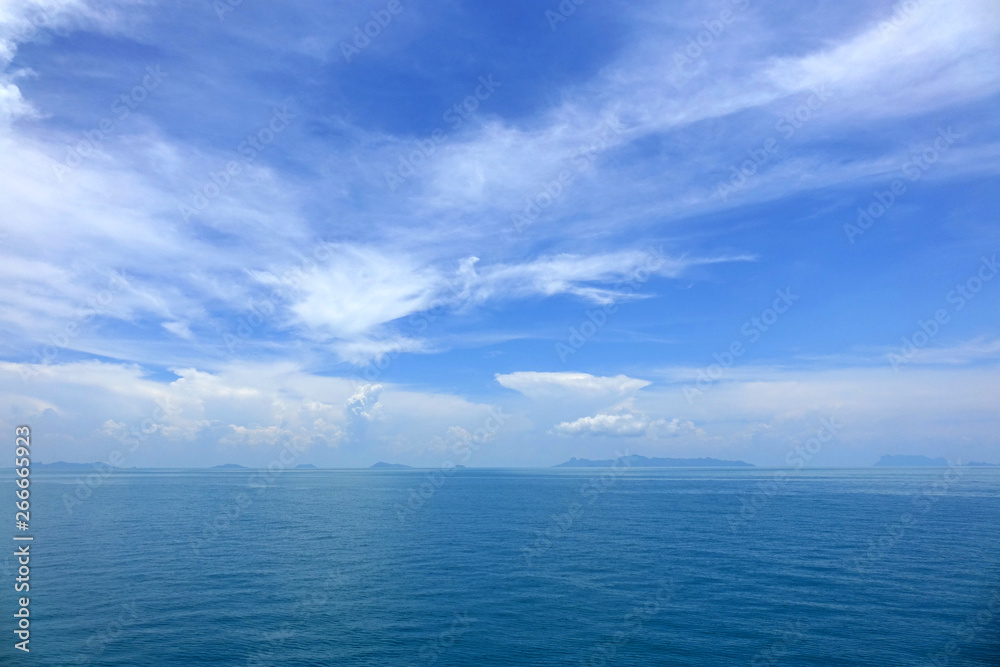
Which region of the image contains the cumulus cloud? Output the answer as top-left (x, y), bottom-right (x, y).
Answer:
top-left (97, 418), bottom-right (139, 441)
top-left (554, 411), bottom-right (651, 437)
top-left (0, 361), bottom-right (359, 460)
top-left (553, 407), bottom-right (703, 439)
top-left (346, 383), bottom-right (383, 422)
top-left (420, 424), bottom-right (498, 456)
top-left (221, 424), bottom-right (290, 447)
top-left (648, 418), bottom-right (705, 439)
top-left (0, 360), bottom-right (516, 464)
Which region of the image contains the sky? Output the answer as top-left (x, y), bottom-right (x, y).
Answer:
top-left (0, 0), bottom-right (998, 468)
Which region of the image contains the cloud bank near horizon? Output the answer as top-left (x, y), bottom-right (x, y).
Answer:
top-left (1, 0), bottom-right (998, 466)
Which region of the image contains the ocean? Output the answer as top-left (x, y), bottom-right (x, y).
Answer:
top-left (4, 467), bottom-right (999, 665)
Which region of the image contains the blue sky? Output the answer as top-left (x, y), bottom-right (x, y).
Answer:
top-left (1, 0), bottom-right (998, 468)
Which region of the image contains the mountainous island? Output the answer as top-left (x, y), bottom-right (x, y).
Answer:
top-left (555, 455), bottom-right (754, 468)
top-left (370, 462), bottom-right (412, 469)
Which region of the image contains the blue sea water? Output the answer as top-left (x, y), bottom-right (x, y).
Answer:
top-left (3, 467), bottom-right (999, 665)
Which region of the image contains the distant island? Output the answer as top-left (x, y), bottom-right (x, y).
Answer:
top-left (370, 462), bottom-right (412, 469)
top-left (211, 463), bottom-right (247, 469)
top-left (555, 455), bottom-right (754, 468)
top-left (874, 455), bottom-right (998, 467)
top-left (295, 464), bottom-right (318, 469)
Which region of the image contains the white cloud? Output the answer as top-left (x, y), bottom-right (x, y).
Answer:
top-left (332, 336), bottom-right (428, 366)
top-left (162, 320), bottom-right (193, 339)
top-left (762, 0), bottom-right (1000, 116)
top-left (269, 246), bottom-right (743, 363)
top-left (3, 0), bottom-right (993, 378)
top-left (1, 0), bottom-right (998, 470)
top-left (221, 424), bottom-right (289, 447)
top-left (496, 371), bottom-right (650, 400)
top-left (895, 337), bottom-right (1000, 366)
top-left (463, 250), bottom-right (751, 306)
top-left (554, 411), bottom-right (651, 437)
top-left (419, 424), bottom-right (499, 456)
top-left (394, 0), bottom-right (1000, 230)
top-left (648, 418), bottom-right (704, 439)
top-left (0, 361), bottom-right (356, 460)
top-left (0, 360), bottom-right (515, 464)
top-left (633, 362), bottom-right (1000, 461)
top-left (553, 405), bottom-right (703, 439)
top-left (0, 0), bottom-right (145, 122)
top-left (0, 78), bottom-right (34, 123)
top-left (276, 245), bottom-right (441, 339)
top-left (346, 383), bottom-right (383, 422)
